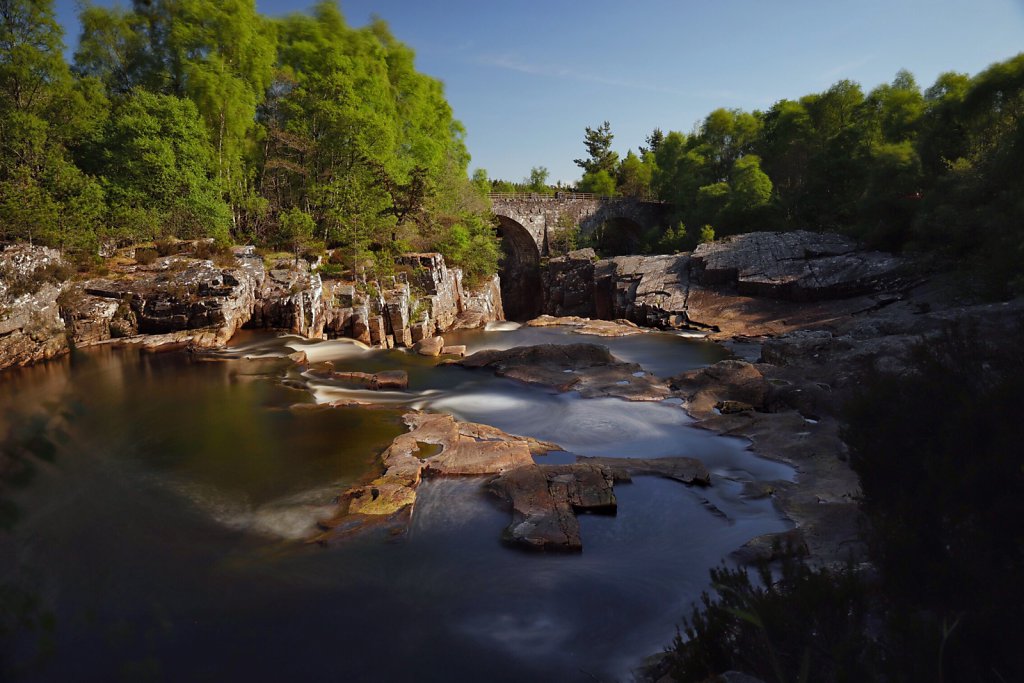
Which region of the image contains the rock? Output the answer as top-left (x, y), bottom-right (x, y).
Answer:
top-left (692, 231), bottom-right (907, 300)
top-left (248, 265), bottom-right (324, 338)
top-left (413, 335), bottom-right (445, 356)
top-left (670, 360), bottom-right (768, 418)
top-left (64, 251), bottom-right (266, 351)
top-left (458, 273), bottom-right (505, 327)
top-left (717, 400), bottom-right (755, 414)
top-left (0, 245), bottom-right (70, 370)
top-left (459, 343), bottom-right (669, 401)
top-left (526, 315), bottom-right (645, 337)
top-left (312, 412), bottom-right (555, 544)
top-left (486, 463), bottom-right (617, 552)
top-left (440, 345), bottom-right (466, 357)
top-left (371, 370), bottom-right (408, 390)
top-left (288, 350), bottom-right (309, 365)
top-left (332, 370), bottom-right (409, 391)
top-left (576, 456), bottom-right (711, 486)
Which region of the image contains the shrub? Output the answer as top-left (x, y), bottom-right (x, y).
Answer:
top-left (843, 322), bottom-right (1024, 682)
top-left (667, 551), bottom-right (878, 683)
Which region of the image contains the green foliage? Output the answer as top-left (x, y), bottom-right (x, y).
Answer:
top-left (525, 166), bottom-right (552, 195)
top-left (0, 0), bottom-right (493, 280)
top-left (655, 221), bottom-right (690, 253)
top-left (668, 552), bottom-right (877, 683)
top-left (573, 120), bottom-right (618, 177)
top-left (616, 150), bottom-right (653, 198)
top-left (548, 212), bottom-right (579, 256)
top-left (843, 323), bottom-right (1024, 682)
top-left (577, 169), bottom-right (616, 196)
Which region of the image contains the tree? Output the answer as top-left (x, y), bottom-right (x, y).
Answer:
top-left (279, 206), bottom-right (315, 260)
top-left (84, 88), bottom-right (231, 245)
top-left (616, 150), bottom-right (652, 198)
top-left (526, 166), bottom-right (551, 194)
top-left (578, 169), bottom-right (616, 196)
top-left (729, 155), bottom-right (772, 214)
top-left (0, 0), bottom-right (106, 249)
top-left (573, 120), bottom-right (618, 176)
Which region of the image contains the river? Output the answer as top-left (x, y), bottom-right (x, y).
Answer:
top-left (0, 324), bottom-right (792, 682)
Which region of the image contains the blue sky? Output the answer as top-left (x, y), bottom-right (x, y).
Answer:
top-left (55, 0), bottom-right (1024, 184)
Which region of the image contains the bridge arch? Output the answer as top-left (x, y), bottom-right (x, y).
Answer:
top-left (494, 215), bottom-right (543, 321)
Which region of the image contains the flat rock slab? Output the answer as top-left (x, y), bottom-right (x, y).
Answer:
top-left (526, 315), bottom-right (645, 337)
top-left (312, 412), bottom-right (558, 543)
top-left (458, 343), bottom-right (669, 401)
top-left (331, 370), bottom-right (409, 390)
top-left (487, 463), bottom-right (617, 552)
top-left (576, 456), bottom-right (712, 486)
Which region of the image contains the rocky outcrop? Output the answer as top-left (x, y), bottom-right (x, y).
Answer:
top-left (487, 463), bottom-right (617, 551)
top-left (487, 455), bottom-right (711, 552)
top-left (312, 412), bottom-right (558, 542)
top-left (542, 231), bottom-right (910, 338)
top-left (63, 247), bottom-right (265, 350)
top-left (0, 245), bottom-right (70, 370)
top-left (458, 343), bottom-right (670, 401)
top-left (692, 231), bottom-right (906, 300)
top-left (248, 259), bottom-right (324, 338)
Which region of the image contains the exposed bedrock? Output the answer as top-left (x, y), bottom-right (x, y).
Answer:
top-left (458, 342), bottom-right (670, 401)
top-left (0, 244), bottom-right (503, 370)
top-left (0, 245), bottom-right (70, 369)
top-left (542, 232), bottom-right (912, 337)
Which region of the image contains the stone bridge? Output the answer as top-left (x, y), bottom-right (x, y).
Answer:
top-left (489, 193), bottom-right (669, 319)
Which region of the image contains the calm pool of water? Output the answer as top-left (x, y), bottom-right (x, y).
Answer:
top-left (0, 328), bottom-right (792, 682)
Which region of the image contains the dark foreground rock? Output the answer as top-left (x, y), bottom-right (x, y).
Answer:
top-left (486, 463), bottom-right (616, 551)
top-left (458, 343), bottom-right (669, 401)
top-left (487, 455), bottom-right (710, 552)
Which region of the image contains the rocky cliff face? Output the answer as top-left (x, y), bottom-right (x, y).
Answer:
top-left (544, 232), bottom-right (910, 338)
top-left (0, 245), bottom-right (70, 369)
top-left (1, 244), bottom-right (502, 371)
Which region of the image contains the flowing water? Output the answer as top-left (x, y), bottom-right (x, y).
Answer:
top-left (0, 325), bottom-right (793, 682)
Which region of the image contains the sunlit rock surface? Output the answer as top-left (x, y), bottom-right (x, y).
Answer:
top-left (0, 245), bottom-right (69, 369)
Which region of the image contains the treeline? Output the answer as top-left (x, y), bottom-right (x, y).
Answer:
top-left (0, 0), bottom-right (499, 280)
top-left (553, 56), bottom-right (1024, 294)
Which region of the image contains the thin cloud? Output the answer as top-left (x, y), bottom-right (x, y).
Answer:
top-left (477, 54), bottom-right (739, 101)
top-left (820, 55), bottom-right (874, 82)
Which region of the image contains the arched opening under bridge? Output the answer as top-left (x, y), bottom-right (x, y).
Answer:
top-left (494, 215), bottom-right (542, 321)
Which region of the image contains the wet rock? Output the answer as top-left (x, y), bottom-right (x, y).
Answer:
top-left (458, 343), bottom-right (669, 401)
top-left (440, 345), bottom-right (466, 357)
top-left (312, 413), bottom-right (555, 543)
top-left (526, 315), bottom-right (645, 337)
top-left (576, 456), bottom-right (711, 486)
top-left (332, 370), bottom-right (409, 391)
top-left (717, 400), bottom-right (755, 414)
top-left (413, 335), bottom-right (444, 356)
top-left (486, 463), bottom-right (617, 552)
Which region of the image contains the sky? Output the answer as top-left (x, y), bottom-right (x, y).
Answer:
top-left (54, 0), bottom-right (1024, 185)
